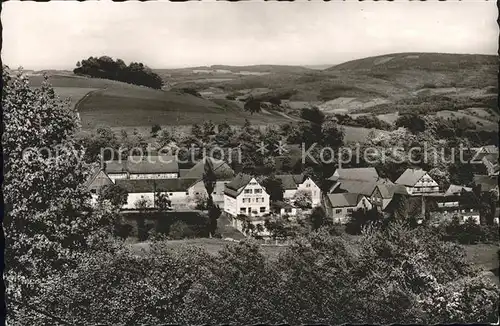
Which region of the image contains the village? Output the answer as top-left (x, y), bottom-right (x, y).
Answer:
top-left (86, 144), bottom-right (499, 240)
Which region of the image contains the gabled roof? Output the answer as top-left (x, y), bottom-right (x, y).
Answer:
top-left (115, 178), bottom-right (197, 193)
top-left (473, 174), bottom-right (499, 192)
top-left (375, 184), bottom-right (396, 199)
top-left (104, 155), bottom-right (179, 175)
top-left (395, 169), bottom-right (428, 186)
top-left (329, 167), bottom-right (379, 182)
top-left (445, 184), bottom-right (473, 196)
top-left (275, 174), bottom-right (306, 190)
top-left (181, 157), bottom-right (234, 181)
top-left (478, 145), bottom-right (499, 154)
top-left (86, 169), bottom-right (114, 190)
top-left (326, 193), bottom-right (364, 208)
top-left (334, 180), bottom-right (379, 196)
top-left (224, 173), bottom-right (254, 198)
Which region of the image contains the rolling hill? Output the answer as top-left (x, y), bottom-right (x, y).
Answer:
top-left (28, 73), bottom-right (295, 129)
top-left (26, 52), bottom-right (498, 133)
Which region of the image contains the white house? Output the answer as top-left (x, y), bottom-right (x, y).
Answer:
top-left (272, 201), bottom-right (298, 217)
top-left (115, 178), bottom-right (197, 209)
top-left (323, 193), bottom-right (372, 224)
top-left (394, 169), bottom-right (440, 195)
top-left (223, 174), bottom-right (271, 218)
top-left (275, 174), bottom-right (322, 207)
top-left (370, 184), bottom-right (396, 211)
top-left (182, 158), bottom-right (235, 208)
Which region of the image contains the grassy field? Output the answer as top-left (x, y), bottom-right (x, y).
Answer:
top-left (77, 89), bottom-right (293, 129)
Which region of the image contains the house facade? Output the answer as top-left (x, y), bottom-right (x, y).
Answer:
top-left (324, 193), bottom-right (372, 224)
top-left (370, 184), bottom-right (396, 211)
top-left (395, 169), bottom-right (439, 195)
top-left (223, 174), bottom-right (271, 218)
top-left (276, 174), bottom-right (322, 207)
top-left (116, 178), bottom-right (197, 209)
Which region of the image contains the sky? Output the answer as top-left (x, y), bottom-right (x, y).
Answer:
top-left (2, 0), bottom-right (498, 70)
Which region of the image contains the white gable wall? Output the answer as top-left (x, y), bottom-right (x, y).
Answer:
top-left (407, 173), bottom-right (439, 195)
top-left (224, 178), bottom-right (270, 217)
top-left (328, 196), bottom-right (372, 224)
top-left (297, 178), bottom-right (321, 207)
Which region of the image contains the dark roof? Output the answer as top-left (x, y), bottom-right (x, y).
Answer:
top-left (395, 169), bottom-right (428, 186)
top-left (179, 169), bottom-right (191, 177)
top-left (392, 184), bottom-right (410, 195)
top-left (275, 174), bottom-right (305, 190)
top-left (329, 167), bottom-right (379, 182)
top-left (86, 170), bottom-right (113, 190)
top-left (334, 180), bottom-right (378, 196)
top-left (104, 161), bottom-right (128, 174)
top-left (272, 201), bottom-right (295, 210)
top-left (115, 178), bottom-right (197, 193)
top-left (445, 184), bottom-right (473, 196)
top-left (181, 158), bottom-right (234, 181)
top-left (473, 174), bottom-right (499, 192)
top-left (224, 173), bottom-right (253, 197)
top-left (104, 155), bottom-right (179, 174)
top-left (375, 184), bottom-right (396, 199)
top-left (326, 193), bottom-right (363, 208)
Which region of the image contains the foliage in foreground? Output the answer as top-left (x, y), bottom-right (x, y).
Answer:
top-left (27, 224), bottom-right (499, 325)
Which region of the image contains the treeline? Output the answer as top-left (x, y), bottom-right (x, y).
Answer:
top-left (35, 225), bottom-right (499, 325)
top-left (74, 56), bottom-right (163, 89)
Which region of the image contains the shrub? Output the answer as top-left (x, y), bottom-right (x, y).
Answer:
top-left (169, 221), bottom-right (195, 240)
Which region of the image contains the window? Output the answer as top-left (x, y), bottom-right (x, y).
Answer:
top-left (306, 184), bottom-right (311, 187)
top-left (90, 189), bottom-right (97, 194)
top-left (169, 193), bottom-right (173, 196)
top-left (195, 192), bottom-right (200, 195)
top-left (213, 191), bottom-right (217, 195)
top-left (335, 209), bottom-right (342, 214)
top-left (254, 189), bottom-right (262, 194)
top-left (249, 182), bottom-right (257, 185)
top-left (185, 191), bottom-right (189, 195)
top-left (285, 208), bottom-right (292, 213)
top-left (347, 208), bottom-right (353, 213)
top-left (240, 207), bottom-right (246, 213)
top-left (244, 189), bottom-right (252, 194)
top-left (260, 207), bottom-right (266, 213)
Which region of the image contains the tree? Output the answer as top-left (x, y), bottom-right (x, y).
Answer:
top-left (135, 197), bottom-right (152, 241)
top-left (261, 176), bottom-right (285, 201)
top-left (395, 114), bottom-right (426, 134)
top-left (155, 128), bottom-right (172, 149)
top-left (203, 158), bottom-right (221, 237)
top-left (99, 184), bottom-right (128, 208)
top-left (307, 206), bottom-right (331, 231)
top-left (300, 106), bottom-right (325, 125)
top-left (345, 207), bottom-right (385, 235)
top-left (191, 123), bottom-right (204, 140)
top-left (74, 56), bottom-right (164, 89)
top-left (156, 192), bottom-right (172, 212)
top-left (244, 97), bottom-right (262, 114)
top-left (202, 120), bottom-right (216, 139)
top-left (321, 119), bottom-right (344, 149)
top-left (294, 190), bottom-right (312, 209)
top-left (151, 124), bottom-right (162, 138)
top-left (3, 68), bottom-right (117, 324)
